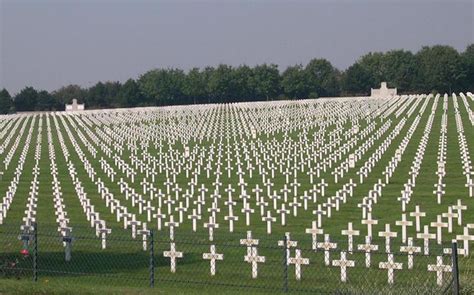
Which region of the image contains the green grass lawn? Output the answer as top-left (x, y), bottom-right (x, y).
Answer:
top-left (0, 94), bottom-right (473, 293)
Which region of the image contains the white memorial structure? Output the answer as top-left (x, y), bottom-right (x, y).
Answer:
top-left (65, 99), bottom-right (85, 112)
top-left (371, 82), bottom-right (397, 97)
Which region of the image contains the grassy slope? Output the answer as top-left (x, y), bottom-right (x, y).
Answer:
top-left (0, 95), bottom-right (473, 293)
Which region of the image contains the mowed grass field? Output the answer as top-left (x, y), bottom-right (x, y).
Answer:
top-left (0, 94), bottom-right (473, 294)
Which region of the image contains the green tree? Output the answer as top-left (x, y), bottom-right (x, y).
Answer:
top-left (86, 82), bottom-right (107, 108)
top-left (207, 65), bottom-right (236, 103)
top-left (183, 68), bottom-right (210, 104)
top-left (36, 90), bottom-right (56, 111)
top-left (233, 65), bottom-right (256, 102)
top-left (118, 79), bottom-right (144, 107)
top-left (305, 58), bottom-right (340, 97)
top-left (0, 89), bottom-right (12, 114)
top-left (139, 69), bottom-right (185, 106)
top-left (52, 84), bottom-right (87, 110)
top-left (14, 87), bottom-right (38, 112)
top-left (461, 44), bottom-right (474, 91)
top-left (342, 63), bottom-right (374, 95)
top-left (382, 50), bottom-right (419, 93)
top-left (416, 45), bottom-right (465, 93)
top-left (357, 52), bottom-right (385, 87)
top-left (281, 65), bottom-right (310, 99)
top-left (253, 64), bottom-right (281, 100)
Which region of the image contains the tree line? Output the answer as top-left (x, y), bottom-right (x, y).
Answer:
top-left (1, 44), bottom-right (473, 114)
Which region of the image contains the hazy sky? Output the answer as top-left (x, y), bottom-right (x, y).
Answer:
top-left (1, 0), bottom-right (473, 94)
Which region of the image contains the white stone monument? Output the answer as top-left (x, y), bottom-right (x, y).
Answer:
top-left (65, 99), bottom-right (85, 112)
top-left (371, 82), bottom-right (397, 97)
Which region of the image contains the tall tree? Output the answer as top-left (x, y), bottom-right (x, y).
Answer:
top-left (461, 44), bottom-right (474, 91)
top-left (357, 52), bottom-right (385, 87)
top-left (382, 50), bottom-right (419, 93)
top-left (342, 63), bottom-right (374, 95)
top-left (86, 82), bottom-right (107, 108)
top-left (14, 87), bottom-right (38, 112)
top-left (103, 81), bottom-right (122, 108)
top-left (36, 90), bottom-right (56, 111)
top-left (305, 58), bottom-right (340, 97)
top-left (281, 65), bottom-right (310, 99)
top-left (0, 89), bottom-right (12, 114)
top-left (52, 84), bottom-right (87, 110)
top-left (118, 79), bottom-right (144, 107)
top-left (183, 68), bottom-right (209, 104)
top-left (233, 65), bottom-right (256, 102)
top-left (253, 64), bottom-right (281, 100)
top-left (207, 65), bottom-right (236, 103)
top-left (416, 45), bottom-right (465, 93)
top-left (139, 69), bottom-right (185, 106)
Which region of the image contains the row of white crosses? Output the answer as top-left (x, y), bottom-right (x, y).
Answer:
top-left (21, 117), bottom-right (42, 230)
top-left (162, 229), bottom-right (456, 286)
top-left (1, 95), bottom-right (469, 287)
top-left (63, 95), bottom-right (421, 248)
top-left (46, 116), bottom-right (72, 244)
top-left (2, 115), bottom-right (28, 171)
top-left (66, 114), bottom-right (154, 250)
top-left (58, 97), bottom-right (400, 245)
top-left (19, 116), bottom-right (42, 250)
top-left (432, 95), bottom-right (448, 204)
top-left (453, 94), bottom-right (473, 197)
top-left (0, 116), bottom-right (33, 225)
top-left (55, 114), bottom-right (114, 249)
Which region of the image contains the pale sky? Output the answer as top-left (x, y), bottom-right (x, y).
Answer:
top-left (1, 0), bottom-right (473, 94)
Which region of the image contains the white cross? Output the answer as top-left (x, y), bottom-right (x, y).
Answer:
top-left (332, 251), bottom-right (355, 283)
top-left (341, 222), bottom-right (359, 252)
top-left (456, 227), bottom-right (474, 256)
top-left (400, 237), bottom-right (421, 269)
top-left (451, 199), bottom-right (466, 226)
top-left (442, 207), bottom-right (458, 233)
top-left (224, 209), bottom-right (239, 233)
top-left (165, 215), bottom-right (180, 241)
top-left (188, 209), bottom-right (201, 232)
top-left (378, 224), bottom-right (397, 253)
top-left (163, 242), bottom-right (183, 273)
top-left (240, 231), bottom-right (259, 255)
top-left (379, 253), bottom-right (403, 284)
top-left (317, 234), bottom-right (337, 266)
top-left (277, 204), bottom-right (290, 226)
top-left (430, 215), bottom-right (448, 245)
top-left (417, 225), bottom-right (436, 255)
top-left (244, 247), bottom-right (265, 279)
top-left (427, 256), bottom-right (452, 286)
top-left (357, 236), bottom-right (378, 268)
top-left (262, 211), bottom-right (276, 234)
top-left (395, 213), bottom-right (413, 243)
top-left (204, 216), bottom-right (219, 241)
top-left (153, 208), bottom-right (166, 231)
top-left (312, 204), bottom-right (326, 228)
top-left (410, 205), bottom-right (426, 232)
top-left (203, 244), bottom-right (224, 276)
top-left (278, 232), bottom-right (298, 263)
top-left (288, 249), bottom-right (309, 280)
top-left (305, 220), bottom-right (323, 250)
top-left (361, 212), bottom-right (378, 238)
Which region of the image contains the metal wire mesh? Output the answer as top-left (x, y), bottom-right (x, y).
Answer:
top-left (0, 223), bottom-right (465, 294)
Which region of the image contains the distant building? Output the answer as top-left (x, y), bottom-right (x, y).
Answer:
top-left (371, 82), bottom-right (397, 97)
top-left (65, 99), bottom-right (85, 112)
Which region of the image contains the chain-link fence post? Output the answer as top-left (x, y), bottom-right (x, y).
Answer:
top-left (283, 234), bottom-right (288, 293)
top-left (451, 242), bottom-right (460, 295)
top-left (33, 222), bottom-right (38, 282)
top-left (149, 229), bottom-right (155, 288)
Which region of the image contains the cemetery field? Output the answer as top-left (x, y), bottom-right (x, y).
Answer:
top-left (0, 93), bottom-right (474, 293)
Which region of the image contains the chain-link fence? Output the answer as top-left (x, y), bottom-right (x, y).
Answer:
top-left (0, 223), bottom-right (466, 294)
